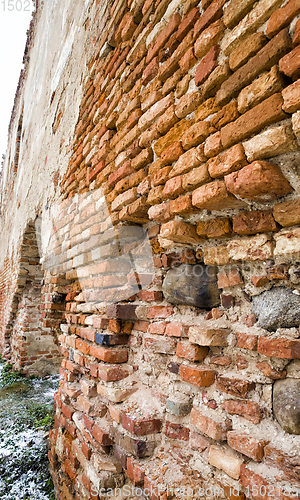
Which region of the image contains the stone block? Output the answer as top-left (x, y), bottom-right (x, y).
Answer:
top-left (162, 263), bottom-right (220, 308)
top-left (252, 287), bottom-right (300, 331)
top-left (273, 379), bottom-right (300, 434)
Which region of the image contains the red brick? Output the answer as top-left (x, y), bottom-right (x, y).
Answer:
top-left (126, 457), bottom-right (145, 486)
top-left (189, 431), bottom-right (210, 451)
top-left (279, 44), bottom-right (300, 79)
top-left (170, 194), bottom-right (194, 215)
top-left (165, 421), bottom-right (190, 441)
top-left (225, 161), bottom-right (292, 202)
top-left (236, 332), bottom-right (258, 351)
top-left (176, 342), bottom-right (208, 361)
top-left (148, 202), bottom-right (171, 222)
top-left (227, 431), bottom-right (269, 462)
top-left (221, 94), bottom-right (287, 149)
top-left (232, 210), bottom-right (277, 235)
top-left (256, 361), bottom-right (287, 379)
top-left (221, 400), bottom-right (263, 424)
top-left (122, 414), bottom-right (162, 435)
top-left (175, 91), bottom-right (202, 119)
top-left (98, 365), bottom-right (130, 381)
top-left (216, 375), bottom-right (255, 397)
top-left (179, 47), bottom-right (197, 73)
top-left (176, 7), bottom-right (200, 41)
top-left (142, 57), bottom-right (159, 85)
top-left (194, 0), bottom-right (226, 37)
top-left (146, 13), bottom-right (182, 64)
top-left (194, 19), bottom-right (224, 60)
top-left (179, 365), bottom-right (216, 387)
top-left (91, 424), bottom-right (113, 446)
top-left (195, 45), bottom-right (219, 86)
top-left (190, 407), bottom-right (230, 440)
top-left (165, 323), bottom-right (189, 337)
top-left (257, 337), bottom-right (300, 359)
top-left (89, 345), bottom-right (128, 363)
top-left (75, 339), bottom-right (90, 355)
top-left (182, 120), bottom-right (211, 150)
top-left (161, 141), bottom-right (184, 166)
top-left (293, 17), bottom-right (300, 45)
top-left (267, 0), bottom-right (300, 38)
top-left (239, 464), bottom-right (296, 500)
top-left (192, 180), bottom-right (246, 211)
top-left (217, 268), bottom-right (243, 288)
top-left (147, 306), bottom-right (174, 319)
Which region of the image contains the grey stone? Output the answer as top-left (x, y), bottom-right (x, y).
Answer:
top-left (273, 378), bottom-right (300, 435)
top-left (252, 287), bottom-right (300, 331)
top-left (162, 263), bottom-right (220, 308)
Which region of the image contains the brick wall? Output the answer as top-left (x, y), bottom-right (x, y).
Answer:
top-left (2, 0), bottom-right (300, 498)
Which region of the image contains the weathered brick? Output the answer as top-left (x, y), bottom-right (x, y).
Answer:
top-left (223, 0), bottom-right (256, 29)
top-left (223, 0), bottom-right (284, 56)
top-left (273, 198), bottom-right (300, 227)
top-left (160, 220), bottom-right (202, 244)
top-left (161, 141), bottom-right (184, 166)
top-left (243, 124), bottom-right (298, 163)
top-left (194, 97), bottom-right (220, 122)
top-left (148, 202), bottom-right (171, 222)
top-left (232, 210), bottom-right (277, 235)
top-left (122, 414), bottom-right (162, 435)
top-left (138, 94), bottom-right (174, 131)
top-left (225, 161), bottom-right (293, 202)
top-left (98, 365), bottom-right (130, 382)
top-left (221, 399), bottom-right (262, 424)
top-left (208, 143), bottom-right (247, 178)
top-left (181, 121), bottom-right (211, 150)
top-left (238, 66), bottom-right (284, 114)
top-left (201, 60), bottom-right (232, 99)
top-left (165, 322), bottom-right (189, 337)
top-left (154, 119), bottom-right (190, 156)
top-left (156, 105), bottom-right (179, 135)
top-left (195, 45), bottom-right (219, 86)
top-left (211, 102), bottom-right (239, 130)
top-left (176, 342), bottom-right (208, 361)
top-left (89, 345), bottom-right (128, 363)
top-left (180, 365), bottom-right (215, 387)
top-left (216, 30), bottom-right (292, 106)
top-left (194, 0), bottom-right (226, 37)
top-left (227, 431), bottom-right (269, 462)
top-left (282, 78), bottom-right (300, 113)
top-left (190, 408), bottom-right (230, 440)
top-left (192, 180), bottom-right (247, 211)
top-left (217, 375), bottom-right (255, 397)
top-left (257, 337), bottom-right (300, 359)
top-left (170, 194), bottom-right (194, 215)
top-left (229, 32), bottom-right (267, 71)
top-left (165, 421), bottom-right (190, 441)
top-left (194, 19), bottom-right (224, 60)
top-left (182, 164), bottom-right (211, 192)
top-left (176, 7), bottom-right (200, 41)
top-left (256, 361), bottom-right (287, 379)
top-left (217, 268), bottom-right (243, 288)
top-left (175, 91), bottom-right (202, 119)
top-left (267, 0), bottom-right (300, 38)
top-left (221, 94), bottom-right (288, 149)
top-left (179, 47), bottom-right (197, 73)
top-left (203, 245), bottom-right (231, 265)
top-left (189, 327), bottom-right (230, 346)
top-left (196, 217), bottom-right (232, 238)
top-left (227, 234), bottom-right (273, 261)
top-left (279, 44), bottom-right (300, 79)
top-left (147, 306), bottom-right (174, 319)
top-left (110, 426), bottom-right (155, 458)
top-left (208, 445), bottom-right (243, 480)
top-left (146, 13), bottom-right (182, 64)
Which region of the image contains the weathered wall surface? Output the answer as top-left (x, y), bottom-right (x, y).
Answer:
top-left (1, 0), bottom-right (300, 498)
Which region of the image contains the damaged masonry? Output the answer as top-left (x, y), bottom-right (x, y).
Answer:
top-left (0, 0), bottom-right (300, 498)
